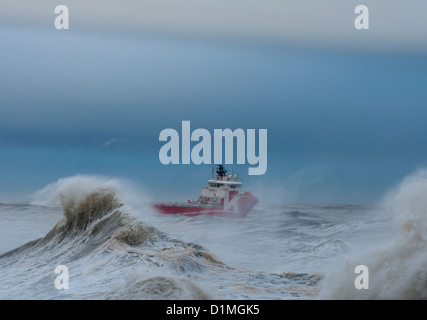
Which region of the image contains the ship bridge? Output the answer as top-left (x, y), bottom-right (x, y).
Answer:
top-left (199, 165), bottom-right (242, 201)
top-left (207, 178), bottom-right (242, 190)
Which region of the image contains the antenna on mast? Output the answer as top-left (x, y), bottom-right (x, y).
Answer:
top-left (216, 165), bottom-right (227, 177)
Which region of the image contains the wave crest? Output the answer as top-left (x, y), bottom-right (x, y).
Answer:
top-left (319, 168), bottom-right (427, 299)
top-left (60, 188), bottom-right (123, 235)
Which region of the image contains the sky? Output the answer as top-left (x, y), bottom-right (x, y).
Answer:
top-left (1, 0), bottom-right (427, 51)
top-left (0, 1), bottom-right (427, 204)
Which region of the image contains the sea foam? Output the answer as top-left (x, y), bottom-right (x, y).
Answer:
top-left (319, 168), bottom-right (427, 299)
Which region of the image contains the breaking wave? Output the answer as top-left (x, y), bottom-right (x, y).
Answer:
top-left (319, 168), bottom-right (427, 299)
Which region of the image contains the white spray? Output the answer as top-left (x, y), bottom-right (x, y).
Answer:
top-left (319, 168), bottom-right (427, 299)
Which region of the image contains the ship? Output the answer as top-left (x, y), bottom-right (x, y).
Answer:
top-left (151, 165), bottom-right (259, 218)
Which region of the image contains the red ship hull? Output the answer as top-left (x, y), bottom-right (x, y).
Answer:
top-left (152, 191), bottom-right (258, 218)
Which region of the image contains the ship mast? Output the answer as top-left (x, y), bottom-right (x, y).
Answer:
top-left (216, 164), bottom-right (227, 177)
